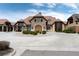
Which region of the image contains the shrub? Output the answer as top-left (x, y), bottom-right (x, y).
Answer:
top-left (63, 27), bottom-right (76, 33)
top-left (23, 30), bottom-right (47, 35)
top-left (42, 31), bottom-right (46, 34)
top-left (23, 30), bottom-right (30, 34)
top-left (36, 31), bottom-right (41, 34)
top-left (30, 31), bottom-right (38, 35)
top-left (78, 32), bottom-right (79, 34)
top-left (23, 30), bottom-right (38, 35)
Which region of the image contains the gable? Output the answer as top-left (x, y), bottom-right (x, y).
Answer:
top-left (30, 16), bottom-right (47, 22)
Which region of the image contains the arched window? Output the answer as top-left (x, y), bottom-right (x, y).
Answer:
top-left (34, 19), bottom-right (36, 22)
top-left (76, 20), bottom-right (78, 24)
top-left (41, 19), bottom-right (43, 22)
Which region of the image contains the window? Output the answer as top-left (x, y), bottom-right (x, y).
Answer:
top-left (68, 17), bottom-right (73, 24)
top-left (69, 20), bottom-right (73, 24)
top-left (77, 18), bottom-right (79, 22)
top-left (41, 19), bottom-right (43, 22)
top-left (76, 21), bottom-right (78, 24)
top-left (34, 19), bottom-right (36, 22)
top-left (34, 18), bottom-right (43, 22)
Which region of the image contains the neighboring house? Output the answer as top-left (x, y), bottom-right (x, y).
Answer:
top-left (15, 12), bottom-right (66, 32)
top-left (54, 19), bottom-right (66, 32)
top-left (14, 20), bottom-right (26, 32)
top-left (67, 14), bottom-right (79, 33)
top-left (0, 19), bottom-right (13, 32)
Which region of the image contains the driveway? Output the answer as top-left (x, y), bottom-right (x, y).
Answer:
top-left (0, 32), bottom-right (79, 56)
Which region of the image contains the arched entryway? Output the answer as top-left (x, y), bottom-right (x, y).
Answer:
top-left (55, 22), bottom-right (62, 32)
top-left (35, 25), bottom-right (42, 32)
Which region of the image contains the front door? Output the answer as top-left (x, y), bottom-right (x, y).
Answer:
top-left (55, 22), bottom-right (62, 32)
top-left (35, 25), bottom-right (42, 32)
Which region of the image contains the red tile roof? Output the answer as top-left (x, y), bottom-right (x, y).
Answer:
top-left (24, 16), bottom-right (33, 25)
top-left (0, 19), bottom-right (9, 24)
top-left (24, 16), bottom-right (57, 25)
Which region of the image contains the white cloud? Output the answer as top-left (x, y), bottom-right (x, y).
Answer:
top-left (26, 9), bottom-right (38, 13)
top-left (26, 9), bottom-right (71, 21)
top-left (62, 3), bottom-right (78, 9)
top-left (0, 8), bottom-right (73, 22)
top-left (47, 3), bottom-right (56, 8)
top-left (32, 3), bottom-right (56, 8)
top-left (32, 3), bottom-right (45, 7)
top-left (0, 0), bottom-right (79, 3)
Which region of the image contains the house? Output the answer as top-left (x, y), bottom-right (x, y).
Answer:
top-left (0, 19), bottom-right (13, 32)
top-left (14, 20), bottom-right (26, 32)
top-left (15, 12), bottom-right (66, 32)
top-left (67, 14), bottom-right (79, 33)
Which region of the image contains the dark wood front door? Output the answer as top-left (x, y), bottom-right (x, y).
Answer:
top-left (55, 22), bottom-right (62, 32)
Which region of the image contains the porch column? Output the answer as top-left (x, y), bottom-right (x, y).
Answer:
top-left (13, 26), bottom-right (14, 32)
top-left (17, 25), bottom-right (18, 31)
top-left (7, 26), bottom-right (8, 32)
top-left (2, 25), bottom-right (4, 32)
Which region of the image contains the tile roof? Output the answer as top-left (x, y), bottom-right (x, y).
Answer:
top-left (0, 19), bottom-right (9, 24)
top-left (24, 16), bottom-right (57, 25)
top-left (44, 16), bottom-right (56, 24)
top-left (24, 16), bottom-right (33, 25)
top-left (23, 13), bottom-right (66, 25)
top-left (68, 14), bottom-right (79, 21)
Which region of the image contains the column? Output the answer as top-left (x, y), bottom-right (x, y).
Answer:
top-left (7, 26), bottom-right (8, 32)
top-left (13, 26), bottom-right (14, 32)
top-left (2, 25), bottom-right (4, 32)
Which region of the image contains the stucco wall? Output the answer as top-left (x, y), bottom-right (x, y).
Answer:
top-left (31, 18), bottom-right (47, 31)
top-left (67, 22), bottom-right (79, 28)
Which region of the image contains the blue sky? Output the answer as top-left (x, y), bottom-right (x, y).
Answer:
top-left (0, 3), bottom-right (79, 22)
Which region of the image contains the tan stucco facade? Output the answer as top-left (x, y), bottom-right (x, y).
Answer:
top-left (30, 18), bottom-right (47, 31)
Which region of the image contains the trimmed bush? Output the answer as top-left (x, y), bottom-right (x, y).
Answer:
top-left (23, 30), bottom-right (30, 34)
top-left (63, 27), bottom-right (76, 33)
top-left (42, 31), bottom-right (46, 34)
top-left (23, 30), bottom-right (47, 35)
top-left (23, 30), bottom-right (38, 35)
top-left (78, 32), bottom-right (79, 34)
top-left (30, 31), bottom-right (38, 35)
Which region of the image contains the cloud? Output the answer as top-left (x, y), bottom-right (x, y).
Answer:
top-left (0, 8), bottom-right (72, 22)
top-left (32, 3), bottom-right (45, 7)
top-left (26, 9), bottom-right (71, 21)
top-left (0, 3), bottom-right (78, 22)
top-left (62, 3), bottom-right (79, 15)
top-left (46, 3), bottom-right (56, 8)
top-left (62, 3), bottom-right (78, 9)
top-left (32, 3), bottom-right (56, 8)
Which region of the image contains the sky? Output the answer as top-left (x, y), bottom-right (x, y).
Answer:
top-left (0, 3), bottom-right (79, 22)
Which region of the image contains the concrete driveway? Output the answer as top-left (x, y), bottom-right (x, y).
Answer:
top-left (0, 32), bottom-right (79, 56)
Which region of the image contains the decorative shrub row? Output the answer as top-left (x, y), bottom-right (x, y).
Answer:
top-left (63, 27), bottom-right (76, 33)
top-left (23, 30), bottom-right (46, 35)
top-left (41, 31), bottom-right (46, 34)
top-left (23, 30), bottom-right (37, 35)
